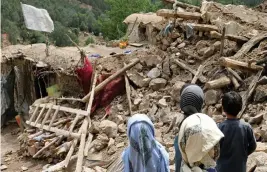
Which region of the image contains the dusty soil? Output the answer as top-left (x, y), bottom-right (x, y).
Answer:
top-left (1, 123), bottom-right (46, 172)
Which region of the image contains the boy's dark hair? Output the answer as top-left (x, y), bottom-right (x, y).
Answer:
top-left (222, 91), bottom-right (242, 116)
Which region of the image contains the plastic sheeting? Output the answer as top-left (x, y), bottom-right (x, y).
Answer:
top-left (21, 3), bottom-right (54, 33)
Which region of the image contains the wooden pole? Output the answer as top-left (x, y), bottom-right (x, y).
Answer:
top-left (226, 67), bottom-right (243, 82)
top-left (191, 65), bottom-right (204, 84)
top-left (84, 133), bottom-right (93, 157)
top-left (82, 58), bottom-right (140, 102)
top-left (220, 57), bottom-right (263, 72)
top-left (204, 76), bottom-right (231, 89)
top-left (220, 27), bottom-right (226, 57)
top-left (124, 63), bottom-right (132, 115)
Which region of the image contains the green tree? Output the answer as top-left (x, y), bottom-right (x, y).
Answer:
top-left (97, 0), bottom-right (162, 40)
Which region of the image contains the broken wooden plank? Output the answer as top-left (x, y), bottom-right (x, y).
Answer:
top-left (34, 104), bottom-right (88, 117)
top-left (226, 67), bottom-right (243, 83)
top-left (48, 105), bottom-right (60, 130)
top-left (220, 57), bottom-right (263, 72)
top-left (26, 121), bottom-right (80, 138)
top-left (174, 59), bottom-right (207, 83)
top-left (34, 105), bottom-right (47, 126)
top-left (82, 58), bottom-right (140, 102)
top-left (182, 23), bottom-right (219, 32)
top-left (238, 70), bottom-right (263, 119)
top-left (29, 104), bottom-right (40, 122)
top-left (69, 114), bottom-right (82, 133)
top-left (167, 0), bottom-right (200, 11)
top-left (41, 104), bottom-right (53, 129)
top-left (230, 76), bottom-right (240, 89)
top-left (220, 27), bottom-right (226, 57)
top-left (33, 137), bottom-right (59, 158)
top-left (233, 33), bottom-right (267, 59)
top-left (124, 63), bottom-right (132, 115)
top-left (204, 76), bottom-right (231, 89)
top-left (191, 65), bottom-right (204, 84)
top-left (156, 9), bottom-right (201, 20)
top-left (84, 133), bottom-right (93, 157)
top-left (210, 31), bottom-right (249, 43)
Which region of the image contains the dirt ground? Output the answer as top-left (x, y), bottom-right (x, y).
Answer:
top-left (1, 123), bottom-right (46, 172)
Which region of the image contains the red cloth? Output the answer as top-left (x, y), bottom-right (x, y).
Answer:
top-left (75, 60), bottom-right (125, 113)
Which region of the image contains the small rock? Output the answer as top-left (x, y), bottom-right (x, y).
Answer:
top-left (188, 59), bottom-right (195, 64)
top-left (117, 104), bottom-right (124, 111)
top-left (203, 45), bottom-right (215, 58)
top-left (116, 115), bottom-right (124, 125)
top-left (260, 125), bottom-right (267, 141)
top-left (254, 127), bottom-right (262, 141)
top-left (127, 71), bottom-right (147, 88)
top-left (162, 57), bottom-right (171, 76)
top-left (116, 142), bottom-right (125, 148)
top-left (177, 42), bottom-right (186, 49)
top-left (134, 98), bottom-right (142, 105)
top-left (155, 129), bottom-right (163, 144)
top-left (99, 120), bottom-right (118, 138)
top-left (258, 76), bottom-right (267, 85)
top-left (4, 157), bottom-right (11, 162)
top-left (171, 81), bottom-right (185, 102)
top-left (107, 145), bottom-right (117, 155)
top-left (28, 145), bottom-right (37, 156)
top-left (139, 97), bottom-right (150, 110)
top-left (141, 55), bottom-right (162, 68)
top-left (255, 166), bottom-right (267, 172)
top-left (205, 89), bottom-right (221, 105)
top-left (213, 41), bottom-right (221, 51)
top-left (170, 41), bottom-right (178, 47)
top-left (158, 98), bottom-right (168, 108)
top-left (142, 78), bottom-right (152, 87)
top-left (247, 152), bottom-right (267, 171)
top-left (21, 166), bottom-right (28, 171)
top-left (149, 78), bottom-right (167, 91)
top-left (256, 142), bottom-right (267, 153)
top-left (213, 115), bottom-right (224, 123)
top-left (169, 151), bottom-right (175, 165)
top-left (94, 166), bottom-right (106, 172)
top-left (162, 38), bottom-right (170, 46)
top-left (147, 68), bottom-right (161, 79)
top-left (94, 134), bottom-right (109, 151)
top-left (108, 138), bottom-right (115, 148)
top-left (249, 113), bottom-right (264, 125)
top-left (254, 85), bottom-right (267, 103)
top-left (215, 104), bottom-right (222, 110)
top-left (0, 165), bottom-right (7, 171)
top-left (118, 124), bottom-right (126, 133)
top-left (83, 167), bottom-right (95, 172)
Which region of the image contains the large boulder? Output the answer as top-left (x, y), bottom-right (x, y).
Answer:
top-left (149, 78), bottom-right (167, 91)
top-left (99, 120), bottom-right (118, 138)
top-left (247, 152), bottom-right (267, 172)
top-left (254, 85), bottom-right (267, 103)
top-left (205, 89), bottom-right (221, 105)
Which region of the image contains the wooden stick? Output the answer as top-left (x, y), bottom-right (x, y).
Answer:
top-left (233, 33), bottom-right (267, 59)
top-left (191, 65), bottom-right (204, 84)
top-left (174, 59), bottom-right (207, 83)
top-left (43, 155), bottom-right (78, 172)
top-left (84, 133), bottom-right (93, 157)
top-left (28, 131), bottom-right (43, 139)
top-left (124, 63), bottom-right (132, 115)
top-left (156, 9), bottom-right (201, 20)
top-left (48, 105), bottom-right (60, 130)
top-left (220, 57), bottom-right (263, 72)
top-left (41, 104), bottom-right (53, 129)
top-left (56, 97), bottom-right (83, 102)
top-left (26, 121), bottom-right (80, 138)
top-left (230, 76), bottom-right (240, 89)
top-left (182, 23), bottom-right (219, 32)
top-left (220, 27), bottom-right (226, 57)
top-left (204, 76), bottom-right (231, 89)
top-left (52, 118), bottom-right (72, 127)
top-left (33, 137), bottom-right (59, 158)
top-left (69, 114), bottom-right (81, 133)
top-left (34, 105), bottom-right (47, 126)
top-left (226, 67), bottom-right (243, 82)
top-left (29, 104), bottom-right (40, 122)
top-left (82, 58), bottom-right (140, 102)
top-left (76, 70), bottom-right (98, 172)
top-left (34, 104), bottom-right (88, 117)
top-left (238, 70), bottom-right (263, 119)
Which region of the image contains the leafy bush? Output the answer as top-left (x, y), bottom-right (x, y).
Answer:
top-left (85, 37), bottom-right (95, 45)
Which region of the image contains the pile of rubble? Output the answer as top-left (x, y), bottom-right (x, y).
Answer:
top-left (16, 1), bottom-right (267, 172)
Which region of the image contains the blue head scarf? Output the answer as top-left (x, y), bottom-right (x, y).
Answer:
top-left (122, 114), bottom-right (170, 172)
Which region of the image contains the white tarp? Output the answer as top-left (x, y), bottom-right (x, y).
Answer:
top-left (21, 3), bottom-right (54, 33)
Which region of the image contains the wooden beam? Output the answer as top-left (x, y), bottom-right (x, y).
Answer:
top-left (226, 67), bottom-right (243, 83)
top-left (165, 0), bottom-right (200, 11)
top-left (26, 121), bottom-right (80, 138)
top-left (82, 58), bottom-right (140, 102)
top-left (204, 76), bottom-right (231, 89)
top-left (48, 105), bottom-right (60, 130)
top-left (29, 104), bottom-right (40, 122)
top-left (156, 9), bottom-right (201, 20)
top-left (182, 23), bottom-right (218, 32)
top-left (220, 57), bottom-right (263, 72)
top-left (191, 65), bottom-right (204, 84)
top-left (220, 27), bottom-right (226, 57)
top-left (174, 59), bottom-right (207, 83)
top-left (41, 104), bottom-right (53, 129)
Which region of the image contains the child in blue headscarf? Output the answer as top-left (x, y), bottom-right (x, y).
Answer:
top-left (122, 114), bottom-right (170, 172)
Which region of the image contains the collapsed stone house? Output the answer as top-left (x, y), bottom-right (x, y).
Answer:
top-left (123, 13), bottom-right (167, 44)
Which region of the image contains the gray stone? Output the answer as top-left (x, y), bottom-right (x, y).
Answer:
top-left (171, 81), bottom-right (185, 102)
top-left (99, 120), bottom-right (118, 138)
top-left (158, 98), bottom-right (168, 108)
top-left (247, 152), bottom-right (267, 171)
top-left (94, 134), bottom-right (109, 151)
top-left (196, 40), bottom-right (209, 54)
top-left (177, 42), bottom-right (186, 49)
top-left (118, 124), bottom-right (126, 133)
top-left (147, 68), bottom-right (161, 79)
top-left (260, 125), bottom-right (267, 142)
top-left (140, 55), bottom-right (162, 67)
top-left (254, 127), bottom-right (262, 141)
top-left (205, 89), bottom-right (221, 105)
top-left (127, 70), bottom-right (146, 87)
top-left (213, 41), bottom-right (221, 51)
top-left (149, 78), bottom-right (167, 91)
top-left (254, 85), bottom-right (267, 103)
top-left (133, 98), bottom-right (142, 105)
top-left (162, 57), bottom-right (171, 76)
top-left (162, 38), bottom-right (170, 46)
top-left (249, 113), bottom-right (264, 125)
top-left (212, 115), bottom-right (224, 123)
top-left (203, 45), bottom-right (215, 58)
top-left (188, 59), bottom-right (196, 64)
top-left (258, 76), bottom-right (267, 85)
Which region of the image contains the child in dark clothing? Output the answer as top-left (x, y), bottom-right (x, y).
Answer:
top-left (216, 91), bottom-right (257, 172)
